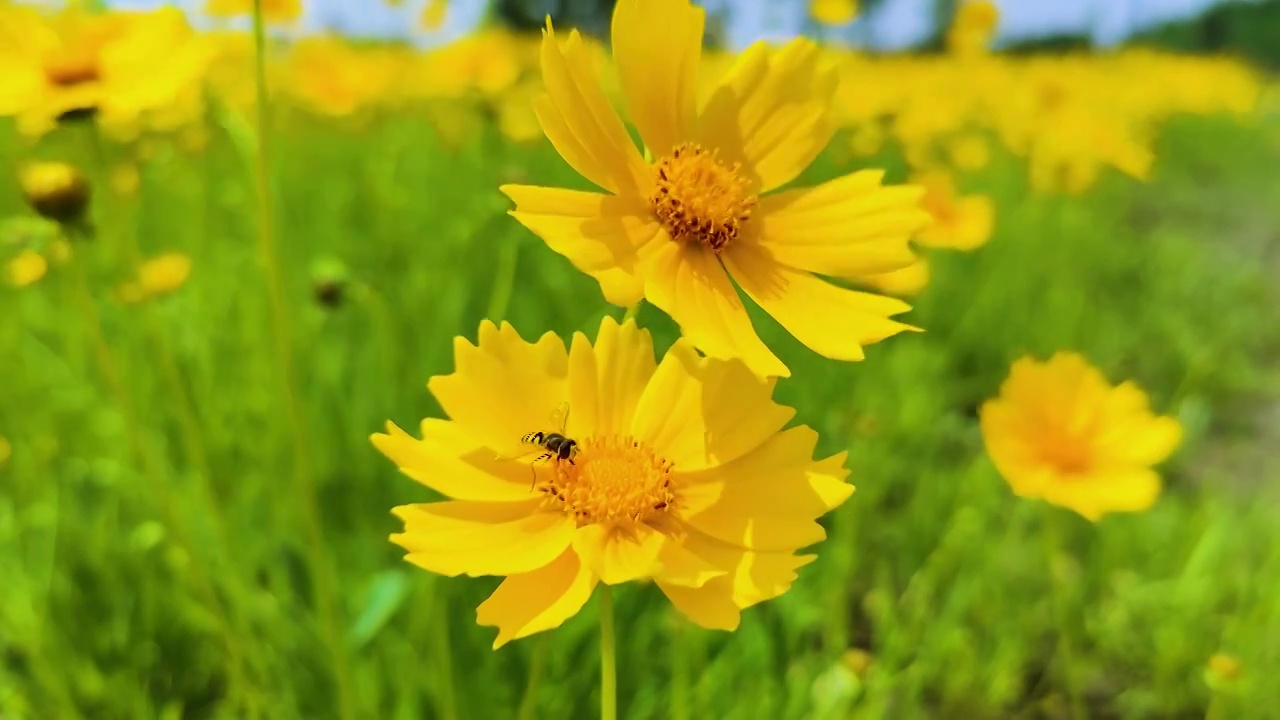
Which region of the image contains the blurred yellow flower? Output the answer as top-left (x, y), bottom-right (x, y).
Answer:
top-left (947, 1), bottom-right (999, 57)
top-left (980, 353), bottom-right (1182, 521)
top-left (421, 0), bottom-right (447, 30)
top-left (913, 170), bottom-right (993, 251)
top-left (20, 161), bottom-right (90, 224)
top-left (810, 0), bottom-right (858, 26)
top-left (206, 0), bottom-right (302, 23)
top-left (283, 36), bottom-right (398, 117)
top-left (503, 0), bottom-right (930, 378)
top-left (1206, 653), bottom-right (1242, 687)
top-left (118, 252), bottom-right (192, 303)
top-left (110, 162), bottom-right (141, 197)
top-left (373, 317), bottom-right (852, 647)
top-left (5, 250), bottom-right (48, 287)
top-left (860, 256), bottom-right (929, 297)
top-left (0, 6), bottom-right (212, 134)
top-left (948, 133), bottom-right (990, 172)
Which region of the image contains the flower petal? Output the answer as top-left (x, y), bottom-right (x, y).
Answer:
top-left (680, 528), bottom-right (818, 608)
top-left (654, 537), bottom-right (727, 588)
top-left (572, 523), bottom-right (666, 585)
top-left (631, 340), bottom-right (794, 472)
top-left (476, 548), bottom-right (598, 649)
top-left (1043, 467), bottom-right (1162, 522)
top-left (724, 242), bottom-right (917, 363)
top-left (610, 0), bottom-right (703, 156)
top-left (391, 499), bottom-right (576, 577)
top-left (750, 170), bottom-right (931, 279)
top-left (657, 576), bottom-right (741, 631)
top-left (697, 38), bottom-right (838, 193)
top-left (567, 316), bottom-right (657, 438)
top-left (501, 185), bottom-right (662, 306)
top-left (537, 21), bottom-right (647, 195)
top-left (428, 321), bottom-right (568, 457)
top-left (642, 239), bottom-right (788, 378)
top-left (371, 419), bottom-right (533, 501)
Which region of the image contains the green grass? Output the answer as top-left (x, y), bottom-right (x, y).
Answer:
top-left (2, 100), bottom-right (1279, 720)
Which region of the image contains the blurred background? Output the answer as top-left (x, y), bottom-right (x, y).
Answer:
top-left (2, 0), bottom-right (1279, 719)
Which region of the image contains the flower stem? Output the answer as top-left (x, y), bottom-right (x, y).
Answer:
top-left (621, 303), bottom-right (641, 324)
top-left (1042, 506), bottom-right (1085, 720)
top-left (599, 584), bottom-right (618, 720)
top-left (250, 3), bottom-right (353, 718)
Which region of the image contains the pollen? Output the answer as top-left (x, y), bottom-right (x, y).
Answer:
top-left (649, 143), bottom-right (757, 253)
top-left (537, 435), bottom-right (675, 525)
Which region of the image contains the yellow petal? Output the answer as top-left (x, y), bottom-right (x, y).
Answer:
top-left (610, 0), bottom-right (703, 156)
top-left (751, 170), bottom-right (931, 279)
top-left (1043, 467), bottom-right (1162, 522)
top-left (567, 316), bottom-right (657, 437)
top-left (428, 321), bottom-right (569, 457)
top-left (724, 242), bottom-right (917, 363)
top-left (658, 576), bottom-right (741, 631)
top-left (477, 548), bottom-right (598, 649)
top-left (861, 257), bottom-right (930, 298)
top-left (642, 239), bottom-right (788, 378)
top-left (680, 528), bottom-right (818, 607)
top-left (697, 39), bottom-right (837, 193)
top-left (391, 499), bottom-right (575, 577)
top-left (501, 184), bottom-right (661, 307)
top-left (5, 251), bottom-right (47, 287)
top-left (654, 537), bottom-right (727, 588)
top-left (537, 22), bottom-right (647, 195)
top-left (371, 420), bottom-right (534, 502)
top-left (572, 523), bottom-right (665, 585)
top-left (630, 340), bottom-right (794, 472)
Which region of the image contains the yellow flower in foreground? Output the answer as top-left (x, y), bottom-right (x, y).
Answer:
top-left (206, 0), bottom-right (302, 23)
top-left (810, 0), bottom-right (858, 26)
top-left (0, 6), bottom-right (211, 134)
top-left (20, 161), bottom-right (90, 224)
top-left (372, 317), bottom-right (853, 647)
top-left (118, 252), bottom-right (191, 303)
top-left (914, 170), bottom-right (993, 251)
top-left (6, 250), bottom-right (48, 287)
top-left (980, 353), bottom-right (1182, 521)
top-left (502, 0), bottom-right (930, 378)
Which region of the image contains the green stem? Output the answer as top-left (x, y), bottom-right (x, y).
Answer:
top-left (671, 614), bottom-right (689, 720)
top-left (1042, 506), bottom-right (1085, 720)
top-left (250, 4), bottom-right (354, 718)
top-left (599, 584), bottom-right (618, 720)
top-left (486, 238), bottom-right (519, 322)
top-left (516, 635), bottom-right (548, 720)
top-left (621, 303), bottom-right (641, 324)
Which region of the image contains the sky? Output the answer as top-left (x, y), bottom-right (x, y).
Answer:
top-left (100, 0), bottom-right (1246, 48)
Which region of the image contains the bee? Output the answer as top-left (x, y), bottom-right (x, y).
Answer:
top-left (522, 401), bottom-right (578, 466)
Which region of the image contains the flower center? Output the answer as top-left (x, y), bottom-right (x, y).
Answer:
top-left (44, 55), bottom-right (102, 88)
top-left (649, 143), bottom-right (757, 253)
top-left (1039, 436), bottom-right (1093, 475)
top-left (537, 435), bottom-right (675, 525)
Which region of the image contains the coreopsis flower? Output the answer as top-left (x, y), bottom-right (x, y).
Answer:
top-left (502, 0), bottom-right (930, 378)
top-left (420, 0), bottom-right (447, 31)
top-left (117, 252), bottom-right (191, 303)
top-left (810, 0), bottom-right (858, 26)
top-left (283, 36), bottom-right (397, 118)
top-left (913, 170), bottom-right (993, 251)
top-left (372, 317), bottom-right (853, 648)
top-left (20, 161), bottom-right (90, 225)
top-left (947, 1), bottom-right (999, 57)
top-left (0, 6), bottom-right (212, 134)
top-left (861, 257), bottom-right (929, 298)
top-left (206, 0), bottom-right (303, 24)
top-left (980, 353), bottom-right (1182, 521)
top-left (5, 250), bottom-right (48, 287)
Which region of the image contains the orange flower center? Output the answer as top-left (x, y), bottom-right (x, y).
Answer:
top-left (649, 143), bottom-right (757, 253)
top-left (44, 53), bottom-right (102, 88)
top-left (538, 435), bottom-right (675, 525)
top-left (1039, 436), bottom-right (1093, 475)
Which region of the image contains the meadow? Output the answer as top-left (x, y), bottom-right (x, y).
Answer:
top-left (2, 4), bottom-right (1280, 719)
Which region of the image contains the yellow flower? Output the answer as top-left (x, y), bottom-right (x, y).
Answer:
top-left (1206, 653), bottom-right (1242, 685)
top-left (947, 1), bottom-right (999, 57)
top-left (19, 161), bottom-right (90, 224)
top-left (913, 170), bottom-right (993, 251)
top-left (810, 0), bottom-right (858, 26)
top-left (860, 256), bottom-right (929, 298)
top-left (5, 250), bottom-right (48, 287)
top-left (947, 134), bottom-right (990, 172)
top-left (0, 6), bottom-right (212, 134)
top-left (502, 0), bottom-right (930, 378)
top-left (206, 0), bottom-right (303, 24)
top-left (372, 317), bottom-right (853, 648)
top-left (980, 353), bottom-right (1182, 521)
top-left (421, 0), bottom-right (447, 30)
top-left (283, 36), bottom-right (398, 117)
top-left (118, 252), bottom-right (191, 303)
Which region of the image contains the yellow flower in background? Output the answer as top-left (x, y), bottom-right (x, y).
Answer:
top-left (948, 133), bottom-right (991, 172)
top-left (372, 318), bottom-right (853, 647)
top-left (420, 0), bottom-right (447, 30)
top-left (20, 161), bottom-right (90, 224)
top-left (0, 5), bottom-right (212, 135)
top-left (913, 170), bottom-right (994, 251)
top-left (810, 0), bottom-right (858, 26)
top-left (503, 0), bottom-right (930, 378)
top-left (5, 250), bottom-right (48, 287)
top-left (980, 353), bottom-right (1182, 521)
top-left (947, 1), bottom-right (999, 57)
top-left (206, 0), bottom-right (302, 23)
top-left (283, 36), bottom-right (398, 117)
top-left (118, 252), bottom-right (192, 303)
top-left (860, 256), bottom-right (929, 298)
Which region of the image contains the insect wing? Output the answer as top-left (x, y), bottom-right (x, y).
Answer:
top-left (548, 400), bottom-right (571, 435)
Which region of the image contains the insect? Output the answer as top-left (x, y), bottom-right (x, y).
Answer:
top-left (505, 402), bottom-right (578, 488)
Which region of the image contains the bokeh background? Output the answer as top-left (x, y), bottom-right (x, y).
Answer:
top-left (2, 0), bottom-right (1279, 718)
